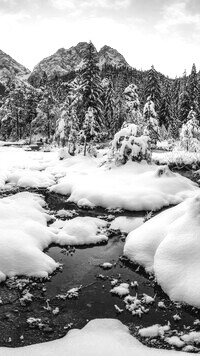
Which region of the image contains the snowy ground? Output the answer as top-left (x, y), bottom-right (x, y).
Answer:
top-left (0, 146), bottom-right (200, 354)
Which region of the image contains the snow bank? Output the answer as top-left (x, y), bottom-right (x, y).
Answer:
top-left (57, 217), bottom-right (108, 245)
top-left (124, 194), bottom-right (200, 306)
top-left (0, 192), bottom-right (86, 281)
top-left (0, 319), bottom-right (192, 356)
top-left (50, 159), bottom-right (198, 212)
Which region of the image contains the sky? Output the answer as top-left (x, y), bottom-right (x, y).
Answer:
top-left (0, 0), bottom-right (200, 78)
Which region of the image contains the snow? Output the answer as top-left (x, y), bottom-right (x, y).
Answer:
top-left (165, 336), bottom-right (185, 348)
top-left (50, 158), bottom-right (198, 212)
top-left (56, 216), bottom-right (108, 245)
top-left (0, 192), bottom-right (93, 281)
top-left (110, 216), bottom-right (144, 233)
top-left (139, 324), bottom-right (170, 338)
top-left (0, 147), bottom-right (198, 212)
top-left (0, 319), bottom-right (193, 356)
top-left (110, 283), bottom-right (130, 297)
top-left (7, 169), bottom-right (55, 188)
top-left (124, 194), bottom-right (200, 307)
top-left (153, 149), bottom-right (200, 167)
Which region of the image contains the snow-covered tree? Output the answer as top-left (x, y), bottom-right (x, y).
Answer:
top-left (101, 78), bottom-right (115, 134)
top-left (145, 65), bottom-right (161, 112)
top-left (187, 63), bottom-right (198, 108)
top-left (143, 96), bottom-right (159, 148)
top-left (178, 71), bottom-right (190, 124)
top-left (81, 107), bottom-right (99, 156)
top-left (122, 84), bottom-right (143, 132)
top-left (80, 41), bottom-right (103, 126)
top-left (180, 108), bottom-right (200, 151)
top-left (108, 123), bottom-right (151, 166)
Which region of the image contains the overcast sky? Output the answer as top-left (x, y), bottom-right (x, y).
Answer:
top-left (0, 0), bottom-right (200, 78)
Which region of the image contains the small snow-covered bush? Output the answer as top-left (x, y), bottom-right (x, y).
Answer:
top-left (108, 123), bottom-right (151, 165)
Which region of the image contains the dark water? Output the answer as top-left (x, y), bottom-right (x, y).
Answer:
top-left (0, 189), bottom-right (199, 351)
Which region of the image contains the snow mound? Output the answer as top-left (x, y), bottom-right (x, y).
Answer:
top-left (0, 319), bottom-right (192, 356)
top-left (124, 194), bottom-right (200, 306)
top-left (57, 217), bottom-right (108, 245)
top-left (110, 216), bottom-right (144, 233)
top-left (50, 158), bottom-right (198, 211)
top-left (7, 169), bottom-right (55, 188)
top-left (0, 192), bottom-right (80, 281)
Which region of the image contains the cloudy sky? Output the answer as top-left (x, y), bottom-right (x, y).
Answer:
top-left (0, 0), bottom-right (200, 77)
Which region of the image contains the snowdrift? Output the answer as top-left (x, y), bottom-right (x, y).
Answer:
top-left (124, 194), bottom-right (200, 306)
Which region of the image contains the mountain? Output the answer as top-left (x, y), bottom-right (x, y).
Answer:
top-left (28, 42), bottom-right (131, 87)
top-left (0, 49), bottom-right (30, 90)
top-left (98, 45), bottom-right (130, 69)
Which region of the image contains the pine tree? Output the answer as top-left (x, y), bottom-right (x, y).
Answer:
top-left (159, 79), bottom-right (171, 128)
top-left (101, 78), bottom-right (115, 133)
top-left (178, 71), bottom-right (190, 124)
top-left (143, 96), bottom-right (159, 147)
top-left (80, 41), bottom-right (103, 127)
top-left (187, 63), bottom-right (198, 108)
top-left (144, 65), bottom-right (161, 112)
top-left (122, 83), bottom-right (143, 132)
top-left (81, 107), bottom-right (99, 156)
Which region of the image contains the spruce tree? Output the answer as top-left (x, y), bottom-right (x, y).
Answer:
top-left (178, 71), bottom-right (190, 124)
top-left (122, 83), bottom-right (143, 132)
top-left (159, 79), bottom-right (171, 129)
top-left (101, 78), bottom-right (115, 132)
top-left (144, 65), bottom-right (161, 112)
top-left (187, 63), bottom-right (198, 108)
top-left (81, 41), bottom-right (103, 126)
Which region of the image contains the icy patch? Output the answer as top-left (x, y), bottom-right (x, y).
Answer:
top-left (124, 194), bottom-right (200, 306)
top-left (57, 217), bottom-right (108, 245)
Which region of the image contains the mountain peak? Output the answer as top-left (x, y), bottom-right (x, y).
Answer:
top-left (28, 42), bottom-right (131, 87)
top-left (98, 45), bottom-right (130, 68)
top-left (0, 49), bottom-right (30, 86)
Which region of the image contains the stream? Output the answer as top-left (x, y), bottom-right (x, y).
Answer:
top-left (0, 186), bottom-right (199, 352)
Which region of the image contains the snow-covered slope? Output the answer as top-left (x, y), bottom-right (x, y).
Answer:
top-left (0, 49), bottom-right (30, 87)
top-left (28, 42), bottom-right (131, 86)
